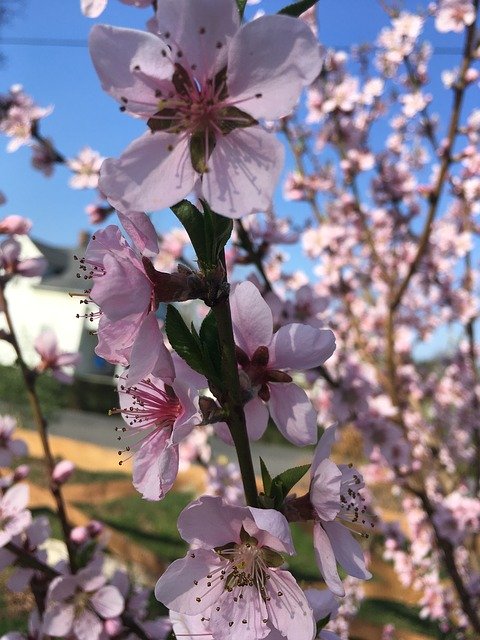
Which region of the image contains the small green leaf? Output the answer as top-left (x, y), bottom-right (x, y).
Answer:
top-left (202, 200), bottom-right (233, 263)
top-left (270, 479), bottom-right (284, 509)
top-left (171, 200), bottom-right (207, 265)
top-left (260, 457), bottom-right (272, 495)
top-left (278, 0), bottom-right (319, 18)
top-left (236, 0), bottom-right (248, 17)
top-left (199, 312), bottom-right (222, 387)
top-left (272, 464), bottom-right (311, 499)
top-left (165, 304), bottom-right (206, 375)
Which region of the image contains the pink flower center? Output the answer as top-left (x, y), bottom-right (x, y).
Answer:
top-left (113, 378), bottom-right (182, 463)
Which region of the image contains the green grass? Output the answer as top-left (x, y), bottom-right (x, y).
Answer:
top-left (0, 364), bottom-right (118, 420)
top-left (77, 492), bottom-right (192, 564)
top-left (19, 456), bottom-right (126, 488)
top-left (357, 599), bottom-right (441, 637)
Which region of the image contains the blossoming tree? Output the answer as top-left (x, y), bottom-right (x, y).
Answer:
top-left (0, 0), bottom-right (479, 638)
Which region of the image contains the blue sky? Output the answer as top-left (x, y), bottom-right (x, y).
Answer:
top-left (0, 0), bottom-right (469, 246)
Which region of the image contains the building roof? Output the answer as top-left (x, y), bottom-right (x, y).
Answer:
top-left (31, 232), bottom-right (90, 293)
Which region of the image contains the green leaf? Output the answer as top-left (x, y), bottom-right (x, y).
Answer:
top-left (271, 464), bottom-right (311, 499)
top-left (202, 200), bottom-right (233, 264)
top-left (260, 457), bottom-right (272, 495)
top-left (278, 0), bottom-right (319, 18)
top-left (164, 305), bottom-right (206, 376)
top-left (199, 311), bottom-right (222, 379)
top-left (270, 479), bottom-right (285, 509)
top-left (236, 0), bottom-right (248, 17)
top-left (171, 200), bottom-right (207, 265)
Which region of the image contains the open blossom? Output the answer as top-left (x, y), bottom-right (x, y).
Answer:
top-left (80, 0), bottom-right (151, 17)
top-left (43, 562), bottom-right (124, 640)
top-left (0, 85), bottom-right (52, 152)
top-left (115, 355), bottom-right (204, 500)
top-left (0, 238), bottom-right (47, 278)
top-left (156, 495), bottom-right (315, 640)
top-left (89, 0), bottom-right (321, 217)
top-left (226, 281), bottom-right (335, 445)
top-left (284, 426), bottom-right (371, 597)
top-left (0, 415), bottom-right (28, 466)
top-left (34, 329), bottom-right (81, 384)
top-left (0, 484), bottom-right (31, 548)
top-left (435, 0), bottom-right (476, 32)
top-left (68, 147), bottom-right (105, 189)
top-left (80, 215), bottom-right (174, 385)
top-left (0, 215), bottom-right (32, 235)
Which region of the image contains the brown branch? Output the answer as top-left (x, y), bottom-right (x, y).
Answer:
top-left (0, 282), bottom-right (77, 571)
top-left (390, 4), bottom-right (479, 311)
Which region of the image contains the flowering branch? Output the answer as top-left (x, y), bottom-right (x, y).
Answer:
top-left (0, 282), bottom-right (77, 571)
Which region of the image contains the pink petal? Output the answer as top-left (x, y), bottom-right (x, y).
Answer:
top-left (89, 25), bottom-right (173, 111)
top-left (270, 325), bottom-right (336, 371)
top-left (133, 432), bottom-right (178, 500)
top-left (95, 314), bottom-right (137, 366)
top-left (202, 126), bottom-right (284, 218)
top-left (209, 585), bottom-right (269, 640)
top-left (81, 0), bottom-right (107, 18)
top-left (93, 253), bottom-right (151, 321)
top-left (156, 0), bottom-right (239, 79)
top-left (227, 14), bottom-right (322, 120)
top-left (155, 551), bottom-right (226, 614)
top-left (127, 312), bottom-right (175, 386)
top-left (177, 496), bottom-right (244, 548)
top-left (100, 132), bottom-right (197, 214)
top-left (268, 383), bottom-right (317, 446)
top-left (311, 424), bottom-right (338, 470)
top-left (2, 483), bottom-right (29, 515)
top-left (230, 281), bottom-right (273, 356)
top-left (34, 328), bottom-right (58, 360)
top-left (73, 608), bottom-right (103, 640)
top-left (310, 459), bottom-right (342, 522)
top-left (312, 523), bottom-right (344, 597)
top-left (43, 602), bottom-right (75, 636)
top-left (244, 507), bottom-right (295, 555)
top-left (322, 521), bottom-right (372, 580)
top-left (118, 211), bottom-right (159, 258)
top-left (266, 569), bottom-right (315, 640)
top-left (7, 567), bottom-right (33, 592)
top-left (215, 397), bottom-right (269, 445)
top-left (90, 585), bottom-right (125, 618)
top-left (304, 588), bottom-right (338, 623)
top-left (16, 257), bottom-right (47, 277)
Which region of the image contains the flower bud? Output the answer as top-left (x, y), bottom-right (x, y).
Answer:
top-left (70, 525), bottom-right (88, 544)
top-left (13, 464), bottom-right (30, 482)
top-left (52, 460), bottom-right (75, 485)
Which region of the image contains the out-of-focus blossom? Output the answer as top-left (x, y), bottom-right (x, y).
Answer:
top-left (0, 415), bottom-right (28, 466)
top-left (0, 215), bottom-right (32, 236)
top-left (0, 484), bottom-right (31, 548)
top-left (68, 147), bottom-right (105, 190)
top-left (435, 0), bottom-right (476, 32)
top-left (0, 238), bottom-right (47, 278)
top-left (34, 328), bottom-right (81, 384)
top-left (52, 460), bottom-right (76, 485)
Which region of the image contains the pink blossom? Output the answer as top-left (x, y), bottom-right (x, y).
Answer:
top-left (52, 460), bottom-right (76, 485)
top-left (80, 0), bottom-right (108, 17)
top-left (43, 563), bottom-right (125, 640)
top-left (90, 0), bottom-right (321, 217)
top-left (0, 415), bottom-right (28, 466)
top-left (85, 203), bottom-right (113, 225)
top-left (115, 356), bottom-right (203, 500)
top-left (0, 238), bottom-right (47, 278)
top-left (68, 147), bottom-right (105, 189)
top-left (34, 328), bottom-right (81, 384)
top-left (0, 85), bottom-right (52, 152)
top-left (155, 495), bottom-right (316, 640)
top-left (0, 215), bottom-right (32, 235)
top-left (0, 484), bottom-right (32, 548)
top-left (227, 281), bottom-right (335, 445)
top-left (435, 0), bottom-right (476, 32)
top-left (284, 426), bottom-right (371, 597)
top-left (80, 220), bottom-right (174, 385)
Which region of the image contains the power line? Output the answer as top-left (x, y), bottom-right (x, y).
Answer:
top-left (0, 36), bottom-right (466, 54)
